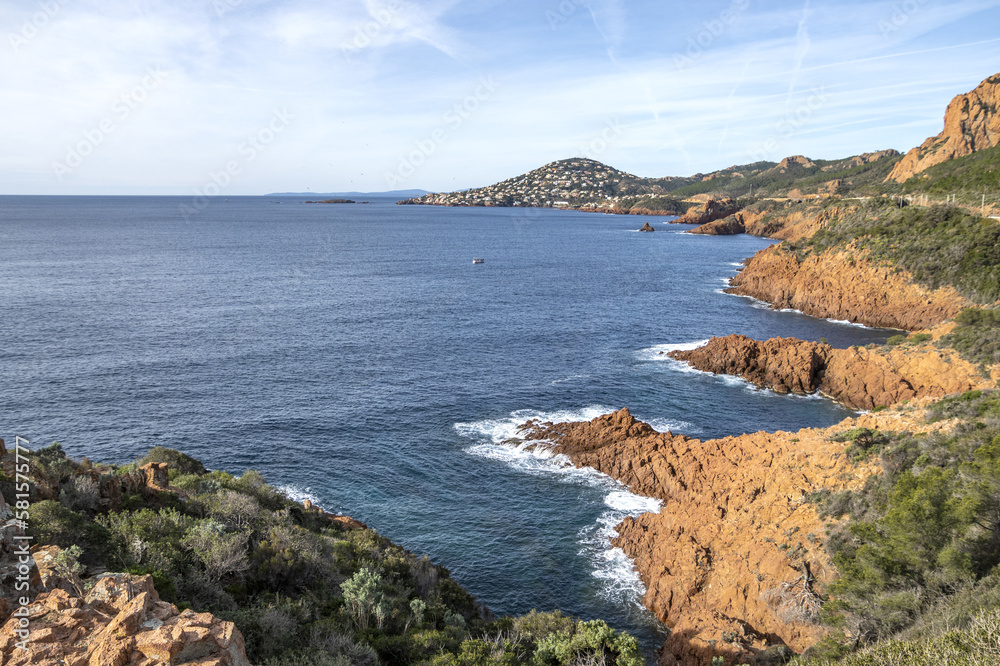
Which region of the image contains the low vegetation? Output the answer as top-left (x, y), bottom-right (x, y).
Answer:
top-left (902, 143), bottom-right (1000, 198)
top-left (798, 390), bottom-right (1000, 663)
top-left (787, 200), bottom-right (1000, 303)
top-left (16, 445), bottom-right (643, 666)
top-left (940, 308), bottom-right (1000, 370)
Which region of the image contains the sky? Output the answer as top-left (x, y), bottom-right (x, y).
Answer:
top-left (2, 0), bottom-right (1000, 195)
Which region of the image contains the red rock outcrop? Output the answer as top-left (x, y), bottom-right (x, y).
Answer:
top-left (300, 499), bottom-right (369, 531)
top-left (690, 202), bottom-right (856, 241)
top-left (521, 408), bottom-right (941, 665)
top-left (675, 198), bottom-right (741, 226)
top-left (0, 569), bottom-right (251, 666)
top-left (774, 155), bottom-right (815, 171)
top-left (726, 245), bottom-right (969, 330)
top-left (668, 334), bottom-right (990, 410)
top-left (824, 149), bottom-right (899, 171)
top-left (887, 73), bottom-right (1000, 183)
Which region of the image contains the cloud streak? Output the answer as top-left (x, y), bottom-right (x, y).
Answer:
top-left (2, 0), bottom-right (999, 194)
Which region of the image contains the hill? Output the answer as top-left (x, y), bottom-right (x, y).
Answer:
top-left (397, 152), bottom-right (908, 214)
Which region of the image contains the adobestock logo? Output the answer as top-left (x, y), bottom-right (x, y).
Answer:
top-left (385, 76), bottom-right (499, 187)
top-left (671, 0), bottom-right (750, 70)
top-left (8, 0), bottom-right (70, 53)
top-left (341, 0), bottom-right (404, 61)
top-left (179, 108), bottom-right (295, 222)
top-left (52, 66), bottom-right (169, 182)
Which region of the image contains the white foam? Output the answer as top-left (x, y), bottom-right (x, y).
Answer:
top-left (578, 492), bottom-right (662, 608)
top-left (456, 407), bottom-right (663, 609)
top-left (279, 484), bottom-right (321, 506)
top-left (825, 318), bottom-right (870, 329)
top-left (550, 374), bottom-right (590, 386)
top-left (727, 292), bottom-right (880, 330)
top-left (637, 341), bottom-right (827, 401)
top-left (644, 416), bottom-right (698, 434)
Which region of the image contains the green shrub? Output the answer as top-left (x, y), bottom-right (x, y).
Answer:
top-left (139, 446), bottom-right (207, 476)
top-left (532, 619), bottom-right (643, 666)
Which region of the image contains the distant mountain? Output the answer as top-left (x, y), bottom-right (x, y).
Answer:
top-left (268, 189), bottom-right (429, 198)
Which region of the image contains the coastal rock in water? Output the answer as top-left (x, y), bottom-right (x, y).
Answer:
top-left (639, 221), bottom-right (655, 232)
top-left (688, 215), bottom-right (746, 235)
top-left (888, 73), bottom-right (1000, 183)
top-left (726, 245), bottom-right (969, 330)
top-left (521, 408), bottom-right (904, 665)
top-left (674, 197), bottom-right (741, 226)
top-left (0, 572), bottom-right (251, 666)
top-left (668, 334), bottom-right (990, 410)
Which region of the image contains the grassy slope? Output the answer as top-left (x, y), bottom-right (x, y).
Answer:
top-left (4, 446), bottom-right (642, 666)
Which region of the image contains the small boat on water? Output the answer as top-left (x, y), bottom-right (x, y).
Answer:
top-left (472, 258), bottom-right (485, 264)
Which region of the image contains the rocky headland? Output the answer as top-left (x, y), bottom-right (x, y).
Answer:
top-left (519, 405), bottom-right (956, 666)
top-left (667, 334), bottom-right (990, 410)
top-left (725, 245), bottom-right (970, 330)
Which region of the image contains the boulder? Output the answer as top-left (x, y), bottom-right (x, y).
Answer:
top-left (0, 572), bottom-right (251, 666)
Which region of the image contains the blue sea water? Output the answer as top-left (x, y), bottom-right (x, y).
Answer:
top-left (0, 196), bottom-right (895, 660)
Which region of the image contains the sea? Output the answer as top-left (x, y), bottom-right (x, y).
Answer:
top-left (0, 196), bottom-right (895, 660)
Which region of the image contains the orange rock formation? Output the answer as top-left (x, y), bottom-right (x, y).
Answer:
top-left (0, 571), bottom-right (250, 666)
top-left (668, 334), bottom-right (990, 410)
top-left (521, 407), bottom-right (947, 665)
top-left (675, 198), bottom-right (741, 226)
top-left (887, 73), bottom-right (1000, 183)
top-left (726, 245), bottom-right (969, 330)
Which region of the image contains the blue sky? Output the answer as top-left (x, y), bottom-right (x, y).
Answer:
top-left (3, 0), bottom-right (1000, 195)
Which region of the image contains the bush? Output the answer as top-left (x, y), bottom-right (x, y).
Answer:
top-left (28, 500), bottom-right (110, 562)
top-left (139, 446), bottom-right (207, 476)
top-left (939, 308), bottom-right (1000, 369)
top-left (532, 619), bottom-right (643, 666)
top-left (59, 475), bottom-right (100, 513)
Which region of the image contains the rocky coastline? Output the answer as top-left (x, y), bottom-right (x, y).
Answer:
top-left (667, 334), bottom-right (990, 411)
top-left (517, 405), bottom-right (956, 665)
top-left (725, 245), bottom-right (969, 331)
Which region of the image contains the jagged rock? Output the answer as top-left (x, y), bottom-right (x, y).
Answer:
top-left (824, 149), bottom-right (899, 171)
top-left (888, 73), bottom-right (1000, 182)
top-left (668, 334), bottom-right (990, 410)
top-left (300, 500), bottom-right (368, 531)
top-left (0, 573), bottom-right (251, 666)
top-left (521, 409), bottom-right (896, 665)
top-left (776, 155), bottom-right (815, 171)
top-left (640, 222), bottom-right (655, 232)
top-left (727, 245), bottom-right (968, 330)
top-left (675, 198), bottom-right (741, 226)
top-left (141, 463), bottom-right (169, 489)
top-left (522, 405), bottom-right (959, 665)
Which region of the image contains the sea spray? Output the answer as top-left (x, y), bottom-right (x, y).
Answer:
top-left (456, 407), bottom-right (664, 611)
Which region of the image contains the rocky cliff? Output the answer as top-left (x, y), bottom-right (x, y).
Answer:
top-left (521, 407), bottom-right (946, 666)
top-left (674, 197), bottom-right (741, 226)
top-left (668, 334), bottom-right (990, 410)
top-left (726, 245), bottom-right (969, 330)
top-left (887, 73), bottom-right (1000, 183)
top-left (688, 201), bottom-right (832, 240)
